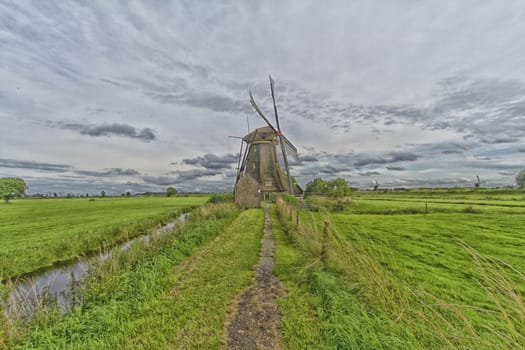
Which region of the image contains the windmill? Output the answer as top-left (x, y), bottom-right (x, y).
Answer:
top-left (234, 75), bottom-right (302, 208)
top-left (474, 175), bottom-right (485, 188)
top-left (373, 180), bottom-right (379, 191)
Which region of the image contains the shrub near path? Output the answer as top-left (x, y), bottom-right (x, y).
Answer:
top-left (7, 206), bottom-right (264, 349)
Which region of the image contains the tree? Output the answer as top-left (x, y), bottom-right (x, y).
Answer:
top-left (126, 191), bottom-right (131, 197)
top-left (305, 177), bottom-right (351, 197)
top-left (166, 187), bottom-right (177, 197)
top-left (305, 178), bottom-right (328, 194)
top-left (517, 170), bottom-right (525, 189)
top-left (100, 190), bottom-right (106, 198)
top-left (0, 177), bottom-right (27, 203)
top-left (327, 178), bottom-right (352, 198)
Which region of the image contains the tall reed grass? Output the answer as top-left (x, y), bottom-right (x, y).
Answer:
top-left (275, 196), bottom-right (525, 348)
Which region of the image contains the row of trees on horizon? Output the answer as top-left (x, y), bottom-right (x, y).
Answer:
top-left (2, 173), bottom-right (525, 203)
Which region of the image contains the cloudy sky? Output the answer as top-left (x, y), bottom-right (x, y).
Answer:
top-left (1, 1), bottom-right (525, 195)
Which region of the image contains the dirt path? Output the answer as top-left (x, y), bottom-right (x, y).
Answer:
top-left (224, 206), bottom-right (284, 350)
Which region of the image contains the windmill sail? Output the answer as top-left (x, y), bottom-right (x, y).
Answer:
top-left (269, 75), bottom-right (294, 194)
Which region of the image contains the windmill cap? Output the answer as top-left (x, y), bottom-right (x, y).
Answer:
top-left (243, 126), bottom-right (278, 143)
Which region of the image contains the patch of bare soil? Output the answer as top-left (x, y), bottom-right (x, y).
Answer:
top-left (224, 206), bottom-right (285, 350)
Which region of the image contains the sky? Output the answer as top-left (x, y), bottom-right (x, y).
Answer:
top-left (1, 0), bottom-right (525, 195)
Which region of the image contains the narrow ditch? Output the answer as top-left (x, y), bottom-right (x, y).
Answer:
top-left (4, 212), bottom-right (189, 318)
top-left (224, 205), bottom-right (284, 350)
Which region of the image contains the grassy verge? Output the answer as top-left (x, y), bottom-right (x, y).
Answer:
top-left (274, 196), bottom-right (525, 349)
top-left (0, 196), bottom-right (207, 279)
top-left (271, 205), bottom-right (325, 349)
top-left (3, 204), bottom-right (264, 349)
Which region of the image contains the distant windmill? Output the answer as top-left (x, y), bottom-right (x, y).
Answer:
top-left (234, 75), bottom-right (302, 208)
top-left (373, 180), bottom-right (379, 191)
top-left (474, 175), bottom-right (482, 188)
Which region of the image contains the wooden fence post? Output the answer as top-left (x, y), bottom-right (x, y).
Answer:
top-left (296, 211), bottom-right (300, 226)
top-left (321, 220), bottom-right (330, 262)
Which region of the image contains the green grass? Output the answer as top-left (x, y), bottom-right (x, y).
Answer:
top-left (0, 196), bottom-right (208, 279)
top-left (5, 204), bottom-right (264, 349)
top-left (271, 206), bottom-right (325, 349)
top-left (4, 189), bottom-right (524, 349)
top-left (275, 192), bottom-right (525, 349)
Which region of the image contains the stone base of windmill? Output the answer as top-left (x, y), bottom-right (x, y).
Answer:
top-left (235, 175), bottom-right (262, 209)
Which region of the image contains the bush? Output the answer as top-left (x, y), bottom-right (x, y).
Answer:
top-left (208, 192), bottom-right (234, 203)
top-left (463, 206), bottom-right (482, 214)
top-left (331, 201), bottom-right (348, 212)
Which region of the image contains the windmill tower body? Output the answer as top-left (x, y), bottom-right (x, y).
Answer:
top-left (235, 127), bottom-right (292, 208)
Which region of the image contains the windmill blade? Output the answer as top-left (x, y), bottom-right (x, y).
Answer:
top-left (269, 75), bottom-right (281, 131)
top-left (249, 91), bottom-right (278, 134)
top-left (280, 135), bottom-right (297, 156)
top-left (250, 89), bottom-right (297, 154)
top-left (234, 140), bottom-right (245, 187)
top-left (268, 75), bottom-right (294, 195)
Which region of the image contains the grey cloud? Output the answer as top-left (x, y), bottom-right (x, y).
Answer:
top-left (320, 165), bottom-right (346, 174)
top-left (480, 137), bottom-right (520, 144)
top-left (288, 154), bottom-right (319, 166)
top-left (59, 122), bottom-right (156, 141)
top-left (359, 171), bottom-right (381, 176)
top-left (352, 151), bottom-right (419, 168)
top-left (144, 168), bottom-right (223, 185)
top-left (0, 158), bottom-right (73, 172)
top-left (182, 153), bottom-right (237, 169)
top-left (354, 157), bottom-right (388, 167)
top-left (141, 175), bottom-right (178, 186)
top-left (150, 91), bottom-right (251, 114)
top-left (173, 169), bottom-right (223, 181)
top-left (386, 166), bottom-right (405, 171)
top-left (434, 76), bottom-right (525, 112)
top-left (287, 75), bottom-right (525, 148)
top-left (299, 155), bottom-right (318, 162)
top-left (389, 152), bottom-right (419, 162)
top-left (99, 78), bottom-right (124, 87)
top-left (76, 168), bottom-right (140, 177)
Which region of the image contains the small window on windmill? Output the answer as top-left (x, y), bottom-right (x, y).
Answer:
top-left (264, 180), bottom-right (273, 187)
top-left (252, 161), bottom-right (256, 169)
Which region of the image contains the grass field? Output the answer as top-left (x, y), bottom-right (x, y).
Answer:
top-left (0, 196), bottom-right (208, 279)
top-left (274, 191), bottom-right (525, 349)
top-left (2, 203), bottom-right (263, 349)
top-left (2, 189), bottom-right (525, 349)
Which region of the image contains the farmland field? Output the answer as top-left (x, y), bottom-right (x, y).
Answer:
top-left (2, 190), bottom-right (525, 349)
top-left (2, 203), bottom-right (261, 349)
top-left (0, 196), bottom-right (208, 279)
top-left (274, 190), bottom-right (525, 349)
